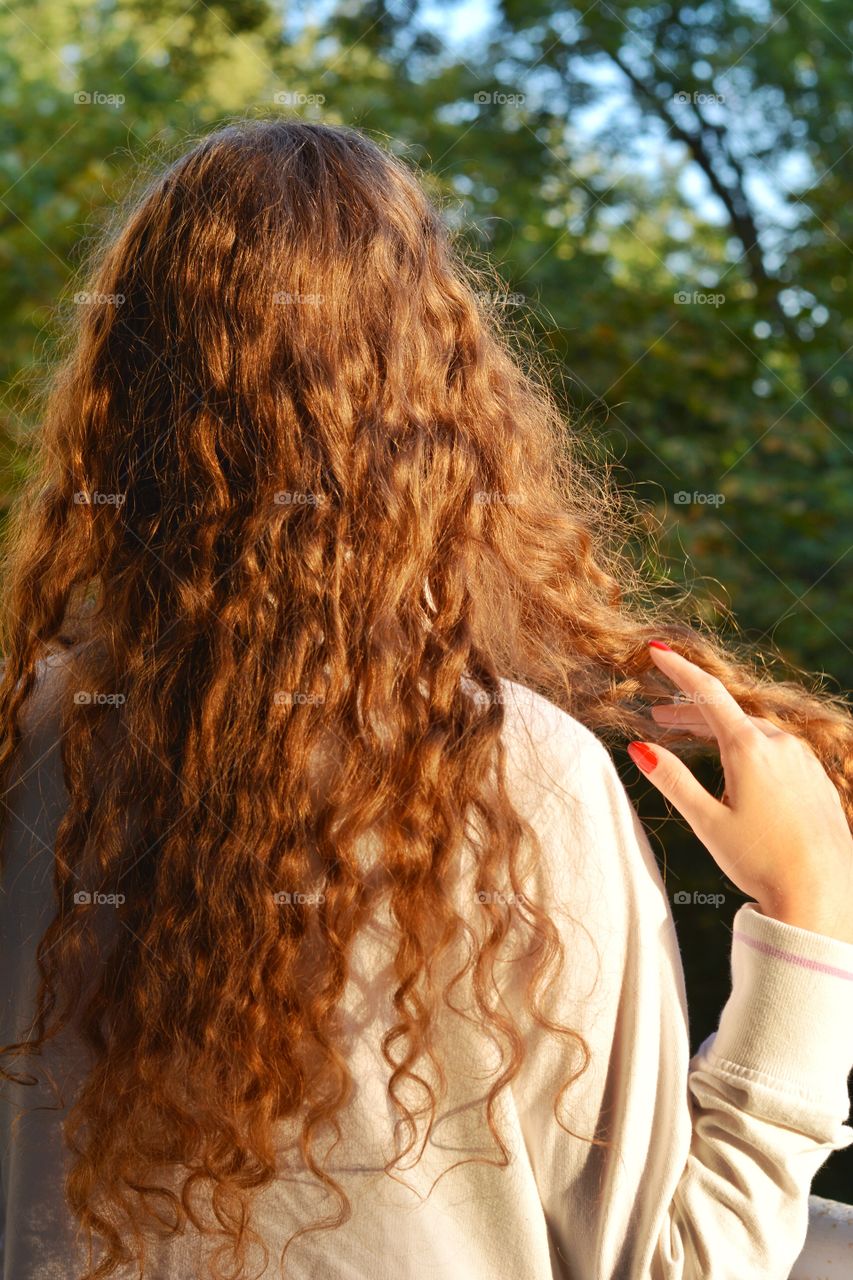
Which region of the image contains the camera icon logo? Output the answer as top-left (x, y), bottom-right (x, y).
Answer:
top-left (74, 890), bottom-right (92, 905)
top-left (673, 891), bottom-right (691, 905)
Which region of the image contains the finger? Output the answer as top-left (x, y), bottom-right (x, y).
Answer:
top-left (651, 717), bottom-right (715, 741)
top-left (627, 740), bottom-right (724, 834)
top-left (750, 715), bottom-right (785, 737)
top-left (651, 704), bottom-right (777, 743)
top-left (651, 702), bottom-right (709, 720)
top-left (650, 704), bottom-right (715, 737)
top-left (647, 644), bottom-right (756, 746)
top-left (653, 701), bottom-right (781, 738)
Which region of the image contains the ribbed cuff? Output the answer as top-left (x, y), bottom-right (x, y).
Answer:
top-left (705, 903), bottom-right (853, 1115)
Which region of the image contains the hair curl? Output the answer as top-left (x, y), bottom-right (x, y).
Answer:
top-left (1, 118), bottom-right (852, 1279)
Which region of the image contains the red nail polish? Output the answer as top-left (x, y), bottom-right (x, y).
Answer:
top-left (628, 741), bottom-right (658, 772)
top-left (648, 640), bottom-right (673, 651)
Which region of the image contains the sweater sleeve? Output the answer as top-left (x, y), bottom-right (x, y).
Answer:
top-left (499, 687), bottom-right (853, 1280)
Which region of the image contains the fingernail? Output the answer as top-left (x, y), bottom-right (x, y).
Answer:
top-left (628, 741), bottom-right (658, 772)
top-left (648, 640), bottom-right (673, 652)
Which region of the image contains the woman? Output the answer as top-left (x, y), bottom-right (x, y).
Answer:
top-left (0, 118), bottom-right (851, 1280)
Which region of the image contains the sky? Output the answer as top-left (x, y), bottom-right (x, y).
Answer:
top-left (289, 0), bottom-right (813, 242)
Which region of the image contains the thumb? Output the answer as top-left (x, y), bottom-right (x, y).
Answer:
top-left (627, 740), bottom-right (721, 836)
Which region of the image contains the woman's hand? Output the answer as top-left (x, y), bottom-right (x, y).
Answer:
top-left (628, 641), bottom-right (853, 945)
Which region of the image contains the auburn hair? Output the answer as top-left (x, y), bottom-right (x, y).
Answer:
top-left (1, 117), bottom-right (851, 1279)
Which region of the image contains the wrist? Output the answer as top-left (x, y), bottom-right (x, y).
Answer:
top-left (757, 894), bottom-right (853, 946)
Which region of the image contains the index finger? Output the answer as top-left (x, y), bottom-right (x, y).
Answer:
top-left (646, 642), bottom-right (754, 744)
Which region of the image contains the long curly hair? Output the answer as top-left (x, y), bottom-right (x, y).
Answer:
top-left (1, 117), bottom-right (852, 1279)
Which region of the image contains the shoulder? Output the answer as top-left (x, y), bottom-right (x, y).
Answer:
top-left (1, 648), bottom-right (76, 766)
top-left (492, 678), bottom-right (632, 862)
top-left (0, 652), bottom-right (74, 880)
top-left (494, 678), bottom-right (663, 911)
top-left (495, 677), bottom-right (617, 798)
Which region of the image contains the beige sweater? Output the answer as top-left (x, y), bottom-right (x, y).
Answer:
top-left (1, 660), bottom-right (853, 1278)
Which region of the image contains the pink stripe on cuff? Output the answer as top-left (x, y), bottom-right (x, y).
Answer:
top-left (733, 929), bottom-right (853, 981)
